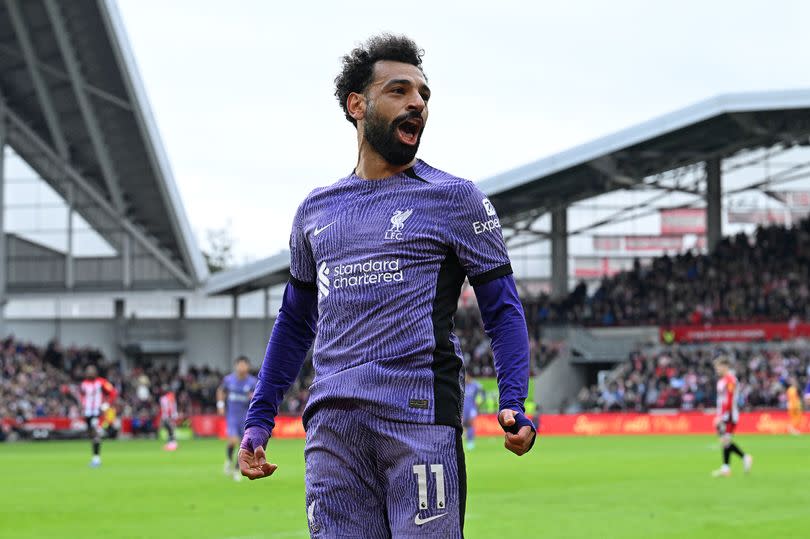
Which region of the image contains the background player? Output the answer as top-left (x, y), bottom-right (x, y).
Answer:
top-left (78, 365), bottom-right (117, 468)
top-left (786, 378), bottom-right (803, 436)
top-left (217, 356), bottom-right (257, 481)
top-left (712, 356), bottom-right (752, 477)
top-left (159, 386), bottom-right (179, 450)
top-left (463, 372), bottom-right (483, 450)
top-left (805, 379), bottom-right (810, 408)
top-left (238, 34), bottom-right (536, 537)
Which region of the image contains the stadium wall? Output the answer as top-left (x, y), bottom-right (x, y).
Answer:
top-left (182, 411), bottom-right (809, 438)
top-left (4, 318), bottom-right (274, 369)
top-left (11, 411), bottom-right (807, 441)
top-left (533, 345), bottom-right (586, 412)
top-left (5, 319), bottom-right (118, 360)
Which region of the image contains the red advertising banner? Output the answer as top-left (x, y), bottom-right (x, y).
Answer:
top-left (189, 415), bottom-right (224, 437)
top-left (592, 236), bottom-right (622, 251)
top-left (772, 191), bottom-right (810, 207)
top-left (529, 412), bottom-right (809, 436)
top-left (624, 235), bottom-right (683, 251)
top-left (188, 414), bottom-right (306, 439)
top-left (727, 210), bottom-right (788, 225)
top-left (592, 236), bottom-right (685, 252)
top-left (660, 208), bottom-right (705, 235)
top-left (660, 322), bottom-right (810, 343)
top-left (1, 416), bottom-right (134, 438)
top-left (573, 257), bottom-right (631, 278)
top-left (188, 412), bottom-right (809, 438)
top-left (7, 412), bottom-right (807, 439)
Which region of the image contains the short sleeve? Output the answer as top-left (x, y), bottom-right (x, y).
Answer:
top-left (289, 202), bottom-right (317, 287)
top-left (447, 182), bottom-right (513, 286)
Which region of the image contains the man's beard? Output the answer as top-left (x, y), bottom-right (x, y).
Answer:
top-left (363, 103), bottom-right (422, 166)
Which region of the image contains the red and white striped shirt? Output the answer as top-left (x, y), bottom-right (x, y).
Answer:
top-left (160, 392), bottom-right (178, 420)
top-left (716, 373), bottom-right (739, 423)
top-left (80, 377), bottom-right (117, 417)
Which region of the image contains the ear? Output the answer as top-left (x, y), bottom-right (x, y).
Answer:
top-left (347, 92), bottom-right (366, 123)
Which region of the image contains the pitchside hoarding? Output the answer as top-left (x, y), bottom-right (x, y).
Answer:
top-left (8, 412), bottom-right (806, 439)
top-left (660, 322), bottom-right (810, 343)
top-left (188, 412), bottom-right (807, 438)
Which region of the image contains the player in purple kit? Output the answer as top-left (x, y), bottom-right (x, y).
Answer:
top-left (463, 372), bottom-right (483, 450)
top-left (239, 34), bottom-right (536, 537)
top-left (216, 356), bottom-right (257, 481)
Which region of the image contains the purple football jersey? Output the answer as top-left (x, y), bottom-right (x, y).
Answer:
top-left (463, 380), bottom-right (483, 421)
top-left (223, 373), bottom-right (258, 421)
top-left (290, 160), bottom-right (512, 429)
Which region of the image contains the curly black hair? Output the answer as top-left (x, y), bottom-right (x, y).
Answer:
top-left (334, 34), bottom-right (425, 126)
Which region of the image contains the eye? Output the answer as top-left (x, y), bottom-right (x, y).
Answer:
top-left (421, 93), bottom-right (431, 102)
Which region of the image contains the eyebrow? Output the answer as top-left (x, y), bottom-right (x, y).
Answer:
top-left (384, 78), bottom-right (431, 96)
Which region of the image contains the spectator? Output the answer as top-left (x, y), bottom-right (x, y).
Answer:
top-left (527, 217), bottom-right (810, 326)
top-left (578, 345), bottom-right (810, 413)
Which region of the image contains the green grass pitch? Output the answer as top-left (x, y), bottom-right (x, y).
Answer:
top-left (2, 434), bottom-right (808, 538)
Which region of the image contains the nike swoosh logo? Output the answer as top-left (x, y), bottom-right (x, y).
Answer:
top-left (313, 222), bottom-right (336, 236)
top-left (414, 513), bottom-right (447, 526)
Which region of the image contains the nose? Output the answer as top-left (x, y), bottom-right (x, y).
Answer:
top-left (406, 91), bottom-right (426, 114)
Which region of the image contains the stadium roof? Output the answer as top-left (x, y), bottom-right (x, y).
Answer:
top-left (203, 251), bottom-right (291, 296)
top-left (207, 88), bottom-right (810, 296)
top-left (480, 89), bottom-right (810, 229)
top-left (0, 0), bottom-right (206, 289)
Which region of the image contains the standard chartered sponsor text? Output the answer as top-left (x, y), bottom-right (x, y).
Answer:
top-left (331, 258), bottom-right (404, 289)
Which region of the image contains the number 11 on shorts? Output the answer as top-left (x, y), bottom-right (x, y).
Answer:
top-left (412, 464), bottom-right (446, 510)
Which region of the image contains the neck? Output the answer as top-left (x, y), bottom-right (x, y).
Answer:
top-left (354, 132), bottom-right (415, 179)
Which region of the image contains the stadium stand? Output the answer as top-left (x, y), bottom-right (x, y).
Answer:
top-left (530, 216), bottom-right (810, 326)
top-left (0, 336), bottom-right (220, 427)
top-left (575, 344), bottom-right (810, 413)
top-left (2, 0), bottom-right (810, 435)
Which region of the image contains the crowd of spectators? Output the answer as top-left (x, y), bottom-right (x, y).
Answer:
top-left (576, 345), bottom-right (810, 413)
top-left (531, 217), bottom-right (810, 326)
top-left (0, 337), bottom-right (225, 425)
top-left (455, 306), bottom-right (560, 378)
top-left (1, 301), bottom-right (558, 427)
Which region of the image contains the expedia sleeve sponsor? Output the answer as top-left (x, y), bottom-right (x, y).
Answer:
top-left (446, 182), bottom-right (512, 279)
top-left (473, 217), bottom-right (501, 235)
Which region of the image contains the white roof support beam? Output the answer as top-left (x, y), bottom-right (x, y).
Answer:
top-left (5, 107), bottom-right (193, 288)
top-left (0, 42), bottom-right (132, 111)
top-left (44, 0), bottom-right (126, 213)
top-left (590, 156), bottom-right (702, 196)
top-left (6, 0), bottom-right (69, 160)
top-left (588, 156), bottom-right (638, 188)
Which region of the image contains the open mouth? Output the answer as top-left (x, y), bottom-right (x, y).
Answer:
top-left (396, 118), bottom-right (422, 146)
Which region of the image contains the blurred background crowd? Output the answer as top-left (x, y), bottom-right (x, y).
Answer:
top-left (3, 219), bottom-right (810, 430)
top-left (575, 345), bottom-right (810, 413)
top-left (529, 217), bottom-right (810, 326)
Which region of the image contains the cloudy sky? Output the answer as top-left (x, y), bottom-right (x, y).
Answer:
top-left (116, 0), bottom-right (810, 262)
